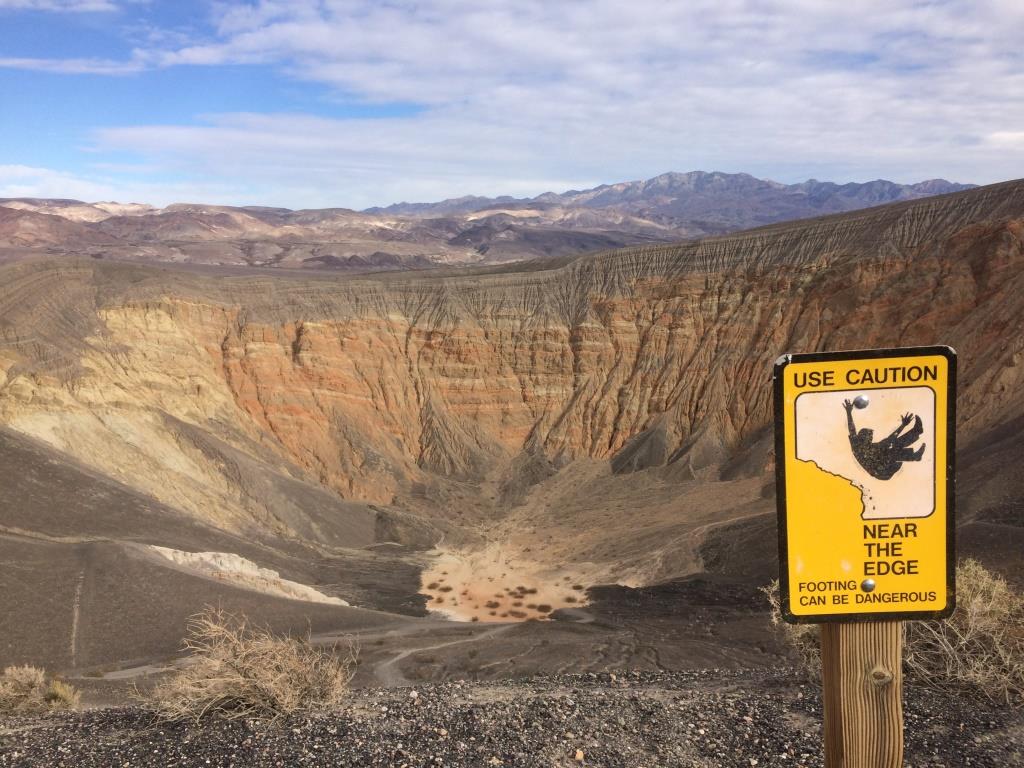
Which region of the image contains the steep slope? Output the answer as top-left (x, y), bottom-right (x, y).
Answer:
top-left (0, 181), bottom-right (1021, 521)
top-left (0, 426), bottom-right (422, 671)
top-left (0, 181), bottom-right (1021, 669)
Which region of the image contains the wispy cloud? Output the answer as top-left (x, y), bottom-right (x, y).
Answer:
top-left (0, 0), bottom-right (118, 11)
top-left (0, 164), bottom-right (124, 200)
top-left (0, 164), bottom-right (255, 205)
top-left (5, 1), bottom-right (1024, 206)
top-left (986, 132), bottom-right (1024, 150)
top-left (0, 56), bottom-right (143, 74)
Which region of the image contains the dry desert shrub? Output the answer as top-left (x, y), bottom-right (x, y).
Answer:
top-left (148, 608), bottom-right (357, 723)
top-left (762, 580), bottom-right (822, 681)
top-left (905, 559), bottom-right (1024, 706)
top-left (764, 560), bottom-right (1024, 705)
top-left (0, 665), bottom-right (81, 715)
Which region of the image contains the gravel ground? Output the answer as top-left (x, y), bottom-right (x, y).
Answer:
top-left (1, 669), bottom-right (1020, 767)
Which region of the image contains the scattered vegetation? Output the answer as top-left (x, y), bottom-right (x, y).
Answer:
top-left (905, 560), bottom-right (1024, 706)
top-left (762, 582), bottom-right (821, 681)
top-left (764, 560), bottom-right (1024, 705)
top-left (0, 665), bottom-right (80, 715)
top-left (147, 608), bottom-right (357, 723)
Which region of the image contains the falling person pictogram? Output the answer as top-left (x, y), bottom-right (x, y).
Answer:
top-left (843, 398), bottom-right (925, 480)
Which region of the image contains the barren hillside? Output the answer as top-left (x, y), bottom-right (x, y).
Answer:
top-left (0, 172), bottom-right (973, 269)
top-left (0, 180), bottom-right (1021, 675)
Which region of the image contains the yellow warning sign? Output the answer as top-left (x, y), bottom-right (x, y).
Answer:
top-left (773, 346), bottom-right (956, 622)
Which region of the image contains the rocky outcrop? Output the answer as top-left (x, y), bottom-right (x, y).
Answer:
top-left (147, 546), bottom-right (349, 605)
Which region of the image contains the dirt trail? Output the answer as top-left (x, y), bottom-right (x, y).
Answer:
top-left (83, 619), bottom-right (518, 689)
top-left (81, 620), bottom-right (429, 683)
top-left (372, 623), bottom-right (515, 687)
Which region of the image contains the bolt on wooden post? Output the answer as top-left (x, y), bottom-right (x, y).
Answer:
top-left (773, 347), bottom-right (956, 767)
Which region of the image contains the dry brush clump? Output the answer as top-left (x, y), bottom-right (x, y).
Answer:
top-left (147, 608), bottom-right (357, 723)
top-left (905, 559), bottom-right (1024, 706)
top-left (0, 665), bottom-right (80, 716)
top-left (761, 581), bottom-right (821, 681)
top-left (764, 560), bottom-right (1024, 706)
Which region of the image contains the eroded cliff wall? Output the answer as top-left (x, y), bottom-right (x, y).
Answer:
top-left (0, 182), bottom-right (1022, 541)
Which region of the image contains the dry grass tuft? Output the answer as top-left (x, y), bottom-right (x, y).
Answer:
top-left (0, 665), bottom-right (80, 715)
top-left (762, 580), bottom-right (821, 681)
top-left (764, 560), bottom-right (1024, 706)
top-left (147, 607), bottom-right (357, 723)
top-left (906, 559), bottom-right (1024, 706)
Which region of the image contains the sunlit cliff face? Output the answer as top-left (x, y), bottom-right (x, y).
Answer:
top-left (0, 183), bottom-right (1021, 590)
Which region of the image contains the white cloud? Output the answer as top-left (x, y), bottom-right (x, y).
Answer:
top-left (0, 164), bottom-right (252, 207)
top-left (15, 1), bottom-right (1024, 206)
top-left (986, 132), bottom-right (1024, 150)
top-left (0, 165), bottom-right (124, 200)
top-left (0, 0), bottom-right (118, 11)
top-left (0, 56), bottom-right (143, 74)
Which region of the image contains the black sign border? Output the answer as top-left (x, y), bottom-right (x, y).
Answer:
top-left (773, 345), bottom-right (957, 624)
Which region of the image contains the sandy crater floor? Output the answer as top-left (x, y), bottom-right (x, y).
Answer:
top-left (419, 542), bottom-right (598, 623)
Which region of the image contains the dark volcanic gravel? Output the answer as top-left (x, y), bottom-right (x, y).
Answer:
top-left (1, 669), bottom-right (1020, 767)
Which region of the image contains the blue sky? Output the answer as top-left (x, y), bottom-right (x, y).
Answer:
top-left (0, 0), bottom-right (1021, 209)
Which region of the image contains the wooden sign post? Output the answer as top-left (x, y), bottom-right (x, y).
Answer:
top-left (773, 347), bottom-right (956, 768)
top-left (821, 622), bottom-right (903, 767)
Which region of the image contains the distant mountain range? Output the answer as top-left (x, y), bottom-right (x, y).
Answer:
top-left (0, 171), bottom-right (975, 270)
top-left (368, 172), bottom-right (974, 224)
